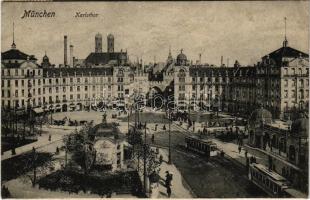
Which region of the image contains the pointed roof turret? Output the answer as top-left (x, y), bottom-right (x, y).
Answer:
top-left (11, 22), bottom-right (16, 49)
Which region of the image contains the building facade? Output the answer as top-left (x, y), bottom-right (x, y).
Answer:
top-left (1, 35), bottom-right (309, 120)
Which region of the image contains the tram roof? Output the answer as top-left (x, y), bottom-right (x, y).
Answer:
top-left (185, 135), bottom-right (213, 143)
top-left (252, 163), bottom-right (287, 182)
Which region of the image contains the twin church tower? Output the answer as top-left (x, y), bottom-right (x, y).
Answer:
top-left (95, 33), bottom-right (114, 53)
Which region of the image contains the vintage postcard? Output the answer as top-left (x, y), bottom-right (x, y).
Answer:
top-left (1, 1), bottom-right (309, 198)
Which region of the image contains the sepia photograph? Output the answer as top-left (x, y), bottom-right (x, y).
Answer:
top-left (1, 1), bottom-right (309, 198)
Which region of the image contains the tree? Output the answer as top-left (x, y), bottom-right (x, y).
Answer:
top-left (35, 115), bottom-right (48, 136)
top-left (134, 144), bottom-right (161, 178)
top-left (19, 149), bottom-right (54, 187)
top-left (63, 123), bottom-right (96, 175)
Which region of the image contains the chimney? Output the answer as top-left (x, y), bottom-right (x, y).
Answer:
top-left (70, 45), bottom-right (74, 67)
top-left (221, 56), bottom-right (223, 66)
top-left (64, 35), bottom-right (68, 66)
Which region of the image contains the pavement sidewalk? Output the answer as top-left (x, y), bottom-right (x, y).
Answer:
top-left (154, 148), bottom-right (194, 198)
top-left (1, 126), bottom-right (75, 161)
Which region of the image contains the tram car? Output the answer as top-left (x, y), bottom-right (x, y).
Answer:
top-left (248, 163), bottom-right (290, 197)
top-left (185, 136), bottom-right (217, 158)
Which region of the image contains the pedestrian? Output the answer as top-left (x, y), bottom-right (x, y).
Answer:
top-left (165, 171), bottom-right (172, 185)
top-left (151, 134), bottom-right (155, 143)
top-left (238, 145), bottom-right (241, 154)
top-left (166, 185), bottom-right (171, 198)
top-left (155, 124), bottom-right (158, 131)
top-left (159, 154), bottom-right (163, 164)
top-left (163, 124), bottom-right (166, 130)
top-left (48, 134), bottom-right (51, 141)
top-left (244, 150), bottom-right (248, 158)
top-left (250, 156), bottom-right (254, 164)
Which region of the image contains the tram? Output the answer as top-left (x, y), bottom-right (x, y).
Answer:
top-left (185, 136), bottom-right (217, 158)
top-left (248, 163), bottom-right (290, 197)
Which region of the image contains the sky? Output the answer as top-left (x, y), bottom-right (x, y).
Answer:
top-left (1, 1), bottom-right (309, 66)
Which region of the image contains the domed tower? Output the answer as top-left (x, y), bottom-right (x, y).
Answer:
top-left (107, 34), bottom-right (114, 53)
top-left (176, 49), bottom-right (187, 66)
top-left (95, 33), bottom-right (102, 53)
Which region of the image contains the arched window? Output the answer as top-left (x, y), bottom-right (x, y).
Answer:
top-left (178, 69), bottom-right (186, 82)
top-left (300, 89), bottom-right (304, 99)
top-left (118, 69), bottom-right (124, 76)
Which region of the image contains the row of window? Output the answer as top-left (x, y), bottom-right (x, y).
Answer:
top-left (283, 89), bottom-right (309, 99)
top-left (45, 77), bottom-right (112, 85)
top-left (2, 69), bottom-right (41, 77)
top-left (1, 79), bottom-right (41, 87)
top-left (251, 169), bottom-right (281, 195)
top-left (283, 67), bottom-right (309, 76)
top-left (283, 79), bottom-right (308, 87)
top-left (1, 84), bottom-right (123, 98)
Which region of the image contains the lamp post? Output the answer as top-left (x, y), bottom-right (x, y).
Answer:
top-left (167, 109), bottom-right (172, 164)
top-left (143, 122), bottom-right (148, 194)
top-left (50, 106), bottom-right (53, 125)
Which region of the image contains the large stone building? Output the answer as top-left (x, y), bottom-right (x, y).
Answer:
top-left (248, 108), bottom-right (308, 194)
top-left (1, 33), bottom-right (309, 120)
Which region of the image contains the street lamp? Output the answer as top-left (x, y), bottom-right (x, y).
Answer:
top-left (168, 109), bottom-right (172, 164)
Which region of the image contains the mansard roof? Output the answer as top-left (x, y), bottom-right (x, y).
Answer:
top-left (2, 62), bottom-right (22, 68)
top-left (85, 52), bottom-right (127, 65)
top-left (42, 67), bottom-right (113, 77)
top-left (2, 60), bottom-right (40, 69)
top-left (2, 49), bottom-right (37, 61)
top-left (263, 46), bottom-right (309, 66)
top-left (188, 66), bottom-right (255, 77)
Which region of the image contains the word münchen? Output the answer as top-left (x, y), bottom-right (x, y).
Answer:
top-left (21, 10), bottom-right (55, 19)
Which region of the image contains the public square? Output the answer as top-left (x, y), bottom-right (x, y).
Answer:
top-left (2, 109), bottom-right (268, 198)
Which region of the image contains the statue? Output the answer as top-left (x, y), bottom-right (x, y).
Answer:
top-left (102, 112), bottom-right (107, 124)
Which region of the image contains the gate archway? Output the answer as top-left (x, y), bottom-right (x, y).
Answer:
top-left (146, 86), bottom-right (164, 109)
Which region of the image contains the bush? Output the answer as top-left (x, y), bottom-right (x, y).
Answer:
top-left (2, 152), bottom-right (53, 181)
top-left (38, 170), bottom-right (144, 197)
